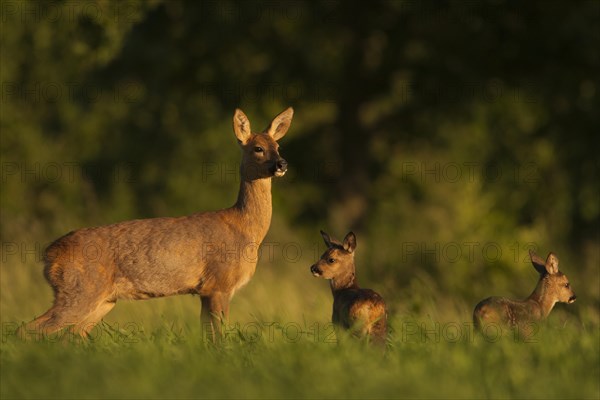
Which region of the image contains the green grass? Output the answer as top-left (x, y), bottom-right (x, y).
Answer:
top-left (1, 242), bottom-right (599, 399)
top-left (1, 312), bottom-right (599, 399)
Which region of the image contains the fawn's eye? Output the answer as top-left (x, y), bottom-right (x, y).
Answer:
top-left (327, 258), bottom-right (335, 264)
top-left (564, 283), bottom-right (570, 288)
top-left (254, 146), bottom-right (264, 153)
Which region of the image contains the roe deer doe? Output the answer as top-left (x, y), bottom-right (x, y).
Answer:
top-left (310, 231), bottom-right (387, 344)
top-left (473, 249), bottom-right (576, 336)
top-left (24, 107), bottom-right (293, 338)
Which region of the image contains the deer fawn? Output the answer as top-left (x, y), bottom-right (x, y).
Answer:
top-left (473, 249), bottom-right (576, 336)
top-left (310, 231), bottom-right (387, 344)
top-left (23, 107), bottom-right (293, 338)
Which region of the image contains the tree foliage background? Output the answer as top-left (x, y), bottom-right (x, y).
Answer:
top-left (1, 0), bottom-right (598, 324)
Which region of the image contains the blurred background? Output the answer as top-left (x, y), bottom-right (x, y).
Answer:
top-left (1, 0), bottom-right (598, 330)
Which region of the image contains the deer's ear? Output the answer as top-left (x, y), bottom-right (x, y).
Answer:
top-left (265, 107), bottom-right (293, 141)
top-left (529, 249), bottom-right (547, 274)
top-left (343, 232), bottom-right (357, 253)
top-left (233, 108), bottom-right (252, 145)
top-left (545, 252), bottom-right (559, 275)
top-left (320, 230), bottom-right (332, 248)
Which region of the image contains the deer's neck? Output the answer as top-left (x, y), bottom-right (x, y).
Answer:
top-left (330, 268), bottom-right (359, 294)
top-left (233, 177), bottom-right (273, 242)
top-left (527, 277), bottom-right (556, 319)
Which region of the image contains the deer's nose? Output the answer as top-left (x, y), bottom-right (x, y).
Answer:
top-left (568, 294), bottom-right (577, 303)
top-left (310, 264), bottom-right (321, 277)
top-left (276, 158), bottom-right (288, 172)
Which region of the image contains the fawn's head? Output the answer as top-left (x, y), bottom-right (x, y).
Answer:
top-left (529, 250), bottom-right (576, 304)
top-left (311, 231), bottom-right (357, 280)
top-left (233, 107), bottom-right (292, 180)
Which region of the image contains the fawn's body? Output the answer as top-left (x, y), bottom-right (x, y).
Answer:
top-left (27, 107), bottom-right (293, 337)
top-left (311, 231), bottom-right (387, 344)
top-left (473, 250), bottom-right (576, 334)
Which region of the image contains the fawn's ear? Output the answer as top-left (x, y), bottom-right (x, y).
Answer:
top-left (545, 252), bottom-right (559, 275)
top-left (320, 230), bottom-right (332, 248)
top-left (265, 107), bottom-right (293, 141)
top-left (529, 249), bottom-right (547, 274)
top-left (233, 108), bottom-right (252, 145)
top-left (343, 232), bottom-right (357, 253)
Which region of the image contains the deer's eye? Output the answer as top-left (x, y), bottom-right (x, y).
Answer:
top-left (254, 146), bottom-right (264, 153)
top-left (564, 283), bottom-right (570, 288)
top-left (327, 258), bottom-right (335, 264)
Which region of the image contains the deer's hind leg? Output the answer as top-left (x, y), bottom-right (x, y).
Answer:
top-left (21, 307), bottom-right (55, 339)
top-left (23, 296), bottom-right (85, 339)
top-left (24, 292), bottom-right (115, 339)
top-left (25, 261), bottom-right (117, 339)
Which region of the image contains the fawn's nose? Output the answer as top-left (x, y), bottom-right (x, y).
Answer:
top-left (568, 294), bottom-right (577, 303)
top-left (310, 264), bottom-right (321, 277)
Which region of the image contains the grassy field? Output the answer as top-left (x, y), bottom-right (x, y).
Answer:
top-left (1, 252), bottom-right (599, 400)
top-left (2, 1), bottom-right (599, 398)
top-left (1, 314), bottom-right (598, 399)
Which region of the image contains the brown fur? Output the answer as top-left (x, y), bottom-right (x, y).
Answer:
top-left (24, 107), bottom-right (294, 338)
top-left (310, 231), bottom-right (387, 344)
top-left (473, 250), bottom-right (576, 336)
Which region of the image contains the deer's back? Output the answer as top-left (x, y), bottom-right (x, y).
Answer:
top-left (473, 296), bottom-right (542, 329)
top-left (43, 210), bottom-right (261, 299)
top-left (333, 288), bottom-right (387, 339)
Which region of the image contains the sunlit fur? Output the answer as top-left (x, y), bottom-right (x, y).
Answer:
top-left (25, 108), bottom-right (293, 338)
top-left (473, 250), bottom-right (576, 336)
top-left (311, 231), bottom-right (387, 344)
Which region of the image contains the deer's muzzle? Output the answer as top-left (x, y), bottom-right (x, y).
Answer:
top-left (274, 158), bottom-right (288, 177)
top-left (310, 264), bottom-right (322, 277)
top-left (568, 294), bottom-right (577, 303)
